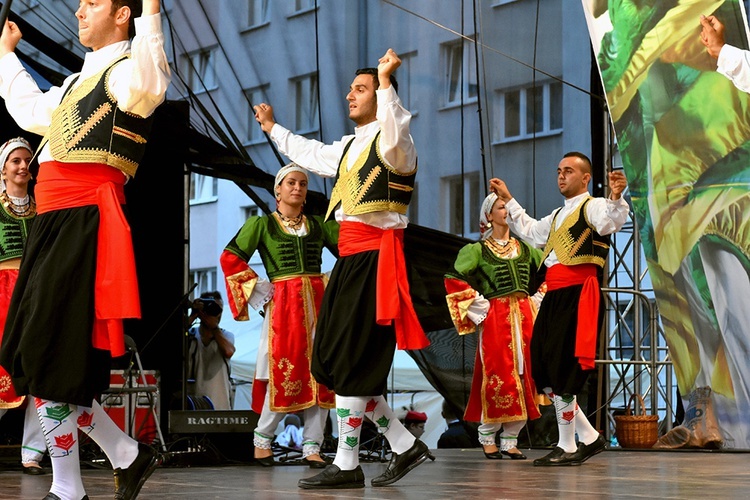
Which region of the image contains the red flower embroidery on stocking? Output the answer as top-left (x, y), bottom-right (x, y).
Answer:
top-left (562, 410), bottom-right (575, 422)
top-left (54, 433), bottom-right (76, 452)
top-left (347, 417), bottom-right (363, 429)
top-left (365, 399), bottom-right (378, 413)
top-left (77, 410), bottom-right (94, 428)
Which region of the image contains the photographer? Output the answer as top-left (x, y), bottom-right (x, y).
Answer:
top-left (186, 291), bottom-right (236, 410)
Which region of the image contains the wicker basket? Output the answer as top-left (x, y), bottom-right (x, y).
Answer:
top-left (614, 394), bottom-right (658, 449)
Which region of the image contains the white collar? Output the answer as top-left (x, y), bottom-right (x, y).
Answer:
top-left (353, 120), bottom-right (379, 138)
top-left (79, 41), bottom-right (130, 81)
top-left (563, 191), bottom-right (590, 209)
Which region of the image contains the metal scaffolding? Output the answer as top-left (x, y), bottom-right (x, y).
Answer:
top-left (597, 120), bottom-right (678, 446)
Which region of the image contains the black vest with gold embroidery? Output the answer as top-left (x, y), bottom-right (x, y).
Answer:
top-left (541, 197), bottom-right (610, 268)
top-left (47, 55), bottom-right (154, 178)
top-left (325, 131), bottom-right (416, 220)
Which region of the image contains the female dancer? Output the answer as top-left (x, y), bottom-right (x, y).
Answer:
top-left (445, 191), bottom-right (545, 459)
top-left (221, 163), bottom-right (338, 467)
top-left (0, 138), bottom-right (46, 474)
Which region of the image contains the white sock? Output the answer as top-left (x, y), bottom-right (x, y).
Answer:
top-left (367, 395), bottom-right (415, 454)
top-left (77, 400), bottom-right (138, 469)
top-left (35, 398), bottom-right (87, 500)
top-left (332, 395), bottom-right (366, 471)
top-left (574, 403), bottom-right (600, 445)
top-left (551, 393), bottom-right (577, 453)
top-left (499, 420), bottom-right (526, 451)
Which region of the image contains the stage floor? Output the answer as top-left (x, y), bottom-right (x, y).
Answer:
top-left (1, 446), bottom-right (747, 499)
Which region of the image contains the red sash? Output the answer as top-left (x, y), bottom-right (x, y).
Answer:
top-left (338, 221), bottom-right (428, 350)
top-left (36, 161), bottom-right (140, 357)
top-left (546, 264), bottom-right (599, 370)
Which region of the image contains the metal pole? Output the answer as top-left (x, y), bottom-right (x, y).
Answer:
top-left (0, 1), bottom-right (14, 28)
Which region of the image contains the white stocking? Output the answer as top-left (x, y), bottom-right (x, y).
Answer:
top-left (35, 398), bottom-right (86, 500)
top-left (76, 399), bottom-right (138, 469)
top-left (366, 395), bottom-right (414, 454)
top-left (332, 395), bottom-right (366, 471)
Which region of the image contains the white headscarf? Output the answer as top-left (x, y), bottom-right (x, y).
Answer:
top-left (0, 137), bottom-right (33, 193)
top-left (274, 162), bottom-right (308, 192)
top-left (479, 192), bottom-right (498, 240)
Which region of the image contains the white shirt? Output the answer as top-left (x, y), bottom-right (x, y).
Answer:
top-left (506, 191), bottom-right (630, 268)
top-left (269, 85), bottom-right (417, 229)
top-left (717, 44), bottom-right (750, 93)
top-left (0, 13), bottom-right (171, 165)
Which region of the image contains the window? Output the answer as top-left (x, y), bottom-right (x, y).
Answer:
top-left (397, 51), bottom-right (417, 112)
top-left (190, 268), bottom-right (217, 299)
top-left (247, 0), bottom-right (269, 27)
top-left (182, 48), bottom-right (217, 93)
top-left (244, 85), bottom-right (269, 143)
top-left (293, 74), bottom-right (319, 134)
top-left (243, 205), bottom-right (261, 221)
top-left (443, 39), bottom-right (477, 106)
top-left (294, 0), bottom-right (316, 13)
top-left (443, 173), bottom-right (479, 236)
top-left (495, 80), bottom-right (563, 142)
top-left (190, 173), bottom-right (218, 203)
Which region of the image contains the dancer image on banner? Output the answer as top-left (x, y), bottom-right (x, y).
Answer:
top-left (0, 1), bottom-right (171, 499)
top-left (444, 190), bottom-right (546, 461)
top-left (0, 138), bottom-right (47, 475)
top-left (491, 152), bottom-right (628, 466)
top-left (221, 163), bottom-right (338, 469)
top-left (583, 0), bottom-right (750, 448)
top-left (254, 48), bottom-right (432, 489)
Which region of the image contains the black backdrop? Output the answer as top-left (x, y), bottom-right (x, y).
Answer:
top-left (0, 100), bottom-right (188, 438)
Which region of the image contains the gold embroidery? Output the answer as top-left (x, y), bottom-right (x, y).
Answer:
top-left (278, 358), bottom-right (303, 397)
top-left (67, 103), bottom-right (112, 149)
top-left (113, 126), bottom-right (147, 144)
top-left (388, 182), bottom-right (414, 192)
top-left (325, 134), bottom-right (416, 219)
top-left (541, 198), bottom-right (608, 267)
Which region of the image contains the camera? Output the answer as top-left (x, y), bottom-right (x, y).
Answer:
top-left (195, 297), bottom-right (223, 317)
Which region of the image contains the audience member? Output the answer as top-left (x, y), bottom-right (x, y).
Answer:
top-left (186, 291), bottom-right (236, 410)
top-left (437, 400), bottom-right (474, 449)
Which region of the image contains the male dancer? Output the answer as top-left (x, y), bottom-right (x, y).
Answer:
top-left (0, 1), bottom-right (170, 498)
top-left (491, 152), bottom-right (628, 465)
top-left (254, 48), bottom-right (431, 488)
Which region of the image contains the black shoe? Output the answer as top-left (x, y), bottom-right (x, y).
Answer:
top-left (483, 449), bottom-right (503, 460)
top-left (255, 455), bottom-right (275, 467)
top-left (43, 495), bottom-right (88, 500)
top-left (298, 464), bottom-right (365, 489)
top-left (371, 439), bottom-right (430, 487)
top-left (501, 449), bottom-right (527, 460)
top-left (532, 447), bottom-right (581, 466)
top-left (572, 435), bottom-right (607, 463)
top-left (23, 463), bottom-right (47, 475)
top-left (302, 456), bottom-right (330, 469)
top-left (113, 443), bottom-right (160, 500)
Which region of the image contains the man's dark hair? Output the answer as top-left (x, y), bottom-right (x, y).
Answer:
top-left (200, 290), bottom-right (222, 301)
top-left (355, 68), bottom-right (398, 95)
top-left (112, 0), bottom-right (142, 39)
top-left (563, 151), bottom-right (592, 175)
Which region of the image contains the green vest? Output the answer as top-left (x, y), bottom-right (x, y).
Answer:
top-left (224, 214), bottom-right (338, 281)
top-left (0, 204), bottom-right (34, 263)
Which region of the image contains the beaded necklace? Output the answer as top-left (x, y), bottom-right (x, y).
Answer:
top-left (274, 210), bottom-right (306, 231)
top-left (0, 191), bottom-right (35, 218)
top-left (485, 236), bottom-right (517, 259)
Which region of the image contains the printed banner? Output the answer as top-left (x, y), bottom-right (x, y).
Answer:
top-left (582, 0), bottom-right (750, 448)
